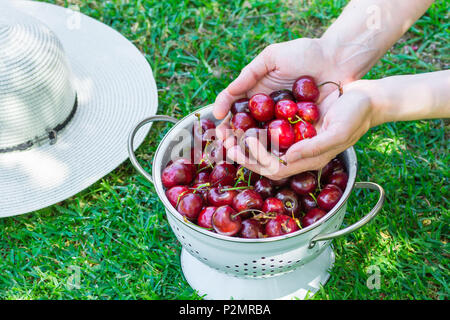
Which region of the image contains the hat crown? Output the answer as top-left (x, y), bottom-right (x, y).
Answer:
top-left (0, 10), bottom-right (76, 151)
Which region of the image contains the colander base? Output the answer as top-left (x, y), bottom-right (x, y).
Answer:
top-left (180, 246), bottom-right (335, 300)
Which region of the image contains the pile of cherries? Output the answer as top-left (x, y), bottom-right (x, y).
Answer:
top-left (161, 75), bottom-right (348, 238)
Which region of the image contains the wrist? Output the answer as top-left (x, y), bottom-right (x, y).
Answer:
top-left (343, 79), bottom-right (386, 127)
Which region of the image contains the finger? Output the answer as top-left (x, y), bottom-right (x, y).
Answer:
top-left (213, 90), bottom-right (246, 120)
top-left (227, 47), bottom-right (275, 97)
top-left (226, 145), bottom-right (262, 173)
top-left (285, 127), bottom-right (344, 163)
top-left (215, 115), bottom-right (232, 141)
top-left (245, 137), bottom-right (277, 168)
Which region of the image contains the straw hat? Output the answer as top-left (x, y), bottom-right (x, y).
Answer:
top-left (0, 1), bottom-right (158, 217)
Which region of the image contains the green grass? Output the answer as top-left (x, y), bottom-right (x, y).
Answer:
top-left (0, 0), bottom-right (448, 299)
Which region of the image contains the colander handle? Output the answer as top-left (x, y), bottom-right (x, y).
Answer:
top-left (308, 181), bottom-right (385, 249)
top-left (127, 115), bottom-right (179, 184)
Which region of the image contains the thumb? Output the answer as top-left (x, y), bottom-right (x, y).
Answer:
top-left (285, 127), bottom-right (342, 163)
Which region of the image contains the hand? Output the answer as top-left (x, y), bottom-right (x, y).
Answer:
top-left (224, 81), bottom-right (376, 180)
top-left (213, 38), bottom-right (339, 141)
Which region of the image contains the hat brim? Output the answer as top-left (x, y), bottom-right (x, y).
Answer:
top-left (0, 1), bottom-right (157, 217)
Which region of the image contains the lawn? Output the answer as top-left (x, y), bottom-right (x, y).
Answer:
top-left (0, 0), bottom-right (448, 300)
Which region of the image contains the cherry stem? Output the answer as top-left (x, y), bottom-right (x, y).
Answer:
top-left (318, 81), bottom-right (343, 97)
top-left (289, 115), bottom-right (305, 125)
top-left (309, 192), bottom-right (318, 204)
top-left (271, 153), bottom-right (287, 166)
top-left (316, 169), bottom-right (322, 191)
top-left (192, 183), bottom-right (210, 193)
top-left (220, 186), bottom-right (253, 192)
top-left (176, 190), bottom-right (190, 207)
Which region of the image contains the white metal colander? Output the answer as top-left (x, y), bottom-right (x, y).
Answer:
top-left (128, 105), bottom-right (385, 300)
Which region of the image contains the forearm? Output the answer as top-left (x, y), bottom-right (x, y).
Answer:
top-left (353, 70), bottom-right (450, 126)
top-left (320, 0), bottom-right (434, 83)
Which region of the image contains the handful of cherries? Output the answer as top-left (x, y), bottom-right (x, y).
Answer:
top-left (161, 75), bottom-right (347, 238)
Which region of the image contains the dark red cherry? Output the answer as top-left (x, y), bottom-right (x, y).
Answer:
top-left (205, 139), bottom-right (228, 164)
top-left (268, 119), bottom-right (295, 150)
top-left (212, 205), bottom-right (242, 236)
top-left (321, 157), bottom-right (346, 181)
top-left (232, 189), bottom-right (263, 218)
top-left (177, 193), bottom-right (203, 221)
top-left (193, 171), bottom-right (210, 185)
top-left (231, 98), bottom-right (250, 114)
top-left (327, 171), bottom-right (348, 191)
top-left (193, 118), bottom-right (216, 147)
top-left (292, 75), bottom-right (320, 102)
top-left (172, 158), bottom-right (196, 176)
top-left (296, 102), bottom-right (320, 124)
top-left (254, 178), bottom-right (274, 199)
top-left (207, 185), bottom-right (238, 207)
top-left (300, 194), bottom-right (318, 212)
top-left (265, 214), bottom-right (299, 237)
top-left (269, 89), bottom-right (295, 103)
top-left (239, 219), bottom-right (264, 239)
top-left (262, 197), bottom-right (285, 215)
top-left (275, 188), bottom-right (301, 217)
top-left (269, 176), bottom-right (290, 188)
top-left (275, 99), bottom-right (298, 121)
top-left (230, 112), bottom-right (257, 134)
top-left (290, 171), bottom-right (318, 195)
top-left (236, 165), bottom-right (260, 185)
top-left (317, 184), bottom-right (343, 211)
top-left (197, 206), bottom-right (217, 229)
top-left (210, 162), bottom-right (237, 186)
top-left (166, 185), bottom-right (191, 207)
top-left (301, 208), bottom-right (327, 227)
top-left (249, 93), bottom-right (275, 122)
top-left (161, 161), bottom-right (194, 188)
top-left (293, 121), bottom-right (317, 142)
top-left (191, 183), bottom-right (209, 203)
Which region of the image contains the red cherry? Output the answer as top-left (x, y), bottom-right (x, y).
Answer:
top-left (292, 75), bottom-right (320, 102)
top-left (275, 188), bottom-right (301, 217)
top-left (177, 193), bottom-right (203, 221)
top-left (269, 176), bottom-right (290, 188)
top-left (193, 118), bottom-right (216, 147)
top-left (301, 208), bottom-right (327, 227)
top-left (197, 206), bottom-right (217, 229)
top-left (249, 93), bottom-right (275, 122)
top-left (207, 185), bottom-right (238, 207)
top-left (275, 99), bottom-right (298, 121)
top-left (212, 205), bottom-right (242, 236)
top-left (172, 158), bottom-right (196, 176)
top-left (268, 119), bottom-right (295, 150)
top-left (166, 185), bottom-right (191, 207)
top-left (296, 102), bottom-right (320, 124)
top-left (193, 171), bottom-right (210, 185)
top-left (293, 120), bottom-right (317, 142)
top-left (327, 171), bottom-right (348, 191)
top-left (269, 89), bottom-right (295, 103)
top-left (290, 171), bottom-right (318, 195)
top-left (300, 194), bottom-right (318, 212)
top-left (236, 165), bottom-right (260, 185)
top-left (265, 214), bottom-right (299, 237)
top-left (161, 161), bottom-right (194, 188)
top-left (239, 219), bottom-right (264, 238)
top-left (232, 189), bottom-right (263, 217)
top-left (321, 157), bottom-right (346, 180)
top-left (317, 184), bottom-right (343, 211)
top-left (230, 98), bottom-right (250, 114)
top-left (254, 178), bottom-right (274, 199)
top-left (230, 112), bottom-right (257, 134)
top-left (210, 162), bottom-right (237, 186)
top-left (262, 197), bottom-right (285, 215)
top-left (191, 183), bottom-right (209, 203)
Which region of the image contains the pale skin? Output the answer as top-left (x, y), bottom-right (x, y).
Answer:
top-left (213, 0), bottom-right (448, 180)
